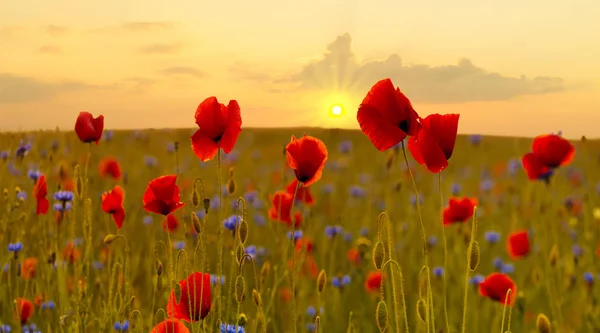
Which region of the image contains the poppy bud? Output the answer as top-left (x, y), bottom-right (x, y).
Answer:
top-left (227, 179), bottom-right (236, 195)
top-left (174, 283), bottom-right (182, 305)
top-left (548, 244), bottom-right (559, 267)
top-left (317, 269), bottom-right (327, 293)
top-left (261, 261), bottom-right (270, 282)
top-left (373, 242), bottom-right (385, 270)
top-left (235, 245), bottom-right (245, 265)
top-left (252, 289), bottom-right (262, 307)
top-left (103, 234), bottom-right (118, 245)
top-left (238, 219), bottom-right (249, 244)
top-left (192, 189), bottom-right (200, 207)
top-left (376, 300), bottom-right (388, 332)
top-left (238, 313), bottom-right (248, 326)
top-left (314, 316), bottom-right (321, 332)
top-left (469, 241), bottom-right (480, 271)
top-left (417, 298), bottom-right (427, 323)
top-left (156, 260), bottom-right (163, 276)
top-left (191, 212), bottom-right (201, 234)
top-left (229, 167), bottom-right (234, 178)
top-left (203, 198), bottom-right (210, 213)
top-left (536, 313), bottom-right (551, 333)
top-left (235, 275), bottom-right (245, 303)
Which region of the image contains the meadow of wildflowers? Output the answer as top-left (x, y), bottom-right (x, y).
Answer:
top-left (0, 78), bottom-right (595, 333)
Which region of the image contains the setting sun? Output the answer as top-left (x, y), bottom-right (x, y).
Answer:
top-left (330, 104), bottom-right (344, 117)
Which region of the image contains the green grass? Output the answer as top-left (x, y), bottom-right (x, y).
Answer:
top-left (0, 128), bottom-right (598, 333)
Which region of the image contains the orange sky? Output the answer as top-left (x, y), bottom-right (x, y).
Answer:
top-left (1, 0), bottom-right (599, 138)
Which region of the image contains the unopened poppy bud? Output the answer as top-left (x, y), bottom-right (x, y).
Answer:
top-left (75, 178), bottom-right (83, 200)
top-left (174, 283), bottom-right (182, 305)
top-left (536, 313), bottom-right (551, 333)
top-left (229, 167), bottom-right (234, 178)
top-left (191, 213), bottom-right (201, 234)
top-left (238, 219), bottom-right (248, 244)
top-left (376, 300), bottom-right (388, 332)
top-left (203, 198), bottom-right (210, 213)
top-left (235, 275), bottom-right (245, 303)
top-left (103, 234), bottom-right (118, 245)
top-left (317, 269), bottom-right (327, 293)
top-left (252, 289), bottom-right (262, 307)
top-left (469, 241), bottom-right (480, 271)
top-left (373, 241), bottom-right (385, 270)
top-left (549, 244), bottom-right (559, 267)
top-left (156, 260), bottom-right (163, 276)
top-left (227, 179), bottom-right (236, 195)
top-left (314, 316), bottom-right (321, 332)
top-left (261, 261), bottom-right (270, 281)
top-left (191, 189), bottom-right (200, 207)
top-left (417, 298), bottom-right (427, 323)
top-left (238, 313), bottom-right (248, 326)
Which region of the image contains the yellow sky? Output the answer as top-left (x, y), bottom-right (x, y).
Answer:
top-left (1, 0), bottom-right (599, 138)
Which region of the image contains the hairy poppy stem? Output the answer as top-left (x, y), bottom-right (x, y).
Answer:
top-left (289, 181), bottom-right (301, 333)
top-left (499, 289), bottom-right (513, 333)
top-left (438, 173), bottom-right (450, 333)
top-left (461, 207), bottom-right (478, 333)
top-left (216, 148), bottom-right (224, 322)
top-left (400, 141), bottom-right (435, 332)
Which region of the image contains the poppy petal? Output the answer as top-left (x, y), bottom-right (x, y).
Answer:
top-left (194, 97), bottom-right (228, 140)
top-left (412, 127), bottom-right (448, 173)
top-left (191, 130), bottom-right (219, 162)
top-left (218, 100), bottom-right (242, 154)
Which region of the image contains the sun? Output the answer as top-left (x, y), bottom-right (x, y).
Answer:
top-left (329, 104), bottom-right (344, 117)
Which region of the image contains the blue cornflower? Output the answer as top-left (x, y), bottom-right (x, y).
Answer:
top-left (343, 232), bottom-right (353, 243)
top-left (0, 150), bottom-right (9, 160)
top-left (257, 246), bottom-right (267, 257)
top-left (53, 202), bottom-right (72, 212)
top-left (28, 169), bottom-right (42, 182)
top-left (331, 277), bottom-right (341, 288)
top-left (501, 263), bottom-right (514, 274)
top-left (8, 242), bottom-right (23, 252)
top-left (469, 134), bottom-right (482, 146)
top-left (210, 195), bottom-right (220, 210)
top-left (321, 183), bottom-right (334, 194)
top-left (143, 216), bottom-right (153, 225)
top-left (253, 213), bottom-right (266, 226)
top-left (92, 261), bottom-right (104, 270)
top-left (173, 241), bottom-right (186, 250)
top-left (507, 158), bottom-right (521, 175)
top-left (480, 179), bottom-right (495, 192)
top-left (0, 324), bottom-right (10, 332)
top-left (306, 323), bottom-right (315, 332)
top-left (427, 236), bottom-right (438, 247)
top-left (287, 230), bottom-right (303, 243)
top-left (493, 257), bottom-right (503, 270)
top-left (210, 275), bottom-right (225, 286)
top-left (359, 173), bottom-right (370, 184)
top-left (572, 244), bottom-right (583, 257)
top-left (349, 185), bottom-right (366, 198)
top-left (54, 190), bottom-right (74, 202)
top-left (450, 183), bottom-right (461, 196)
top-left (223, 150), bottom-right (239, 163)
top-left (22, 324), bottom-right (40, 333)
top-left (144, 156), bottom-right (158, 168)
top-left (166, 143), bottom-right (176, 153)
top-left (325, 225), bottom-right (343, 238)
top-left (468, 274), bottom-right (485, 286)
top-left (220, 323), bottom-right (245, 333)
top-left (341, 275), bottom-right (351, 286)
top-left (433, 267), bottom-right (444, 277)
top-left (338, 140), bottom-right (353, 154)
top-left (223, 215), bottom-right (241, 231)
top-left (15, 140), bottom-right (32, 158)
top-left (584, 272), bottom-right (594, 284)
top-left (40, 300), bottom-right (56, 310)
top-left (360, 227), bottom-right (369, 237)
top-left (244, 191), bottom-right (259, 206)
top-left (410, 194), bottom-right (424, 206)
top-left (16, 191), bottom-right (27, 201)
top-left (484, 231), bottom-right (501, 244)
top-left (307, 306), bottom-right (316, 317)
top-left (113, 320), bottom-right (130, 332)
top-left (246, 245), bottom-right (257, 258)
top-left (104, 130), bottom-right (114, 142)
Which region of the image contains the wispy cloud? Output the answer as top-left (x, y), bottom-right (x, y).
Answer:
top-left (37, 45), bottom-right (61, 54)
top-left (121, 22), bottom-right (176, 32)
top-left (138, 43), bottom-right (182, 54)
top-left (160, 66), bottom-right (205, 79)
top-left (246, 34), bottom-right (568, 103)
top-left (44, 25), bottom-right (69, 36)
top-left (0, 73), bottom-right (96, 104)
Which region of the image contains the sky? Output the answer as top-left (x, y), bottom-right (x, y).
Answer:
top-left (1, 0), bottom-right (599, 138)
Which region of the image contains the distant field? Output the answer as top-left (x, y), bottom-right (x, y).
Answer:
top-left (0, 127), bottom-right (598, 333)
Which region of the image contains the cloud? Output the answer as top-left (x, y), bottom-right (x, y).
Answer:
top-left (160, 66), bottom-right (205, 79)
top-left (121, 22), bottom-right (176, 32)
top-left (44, 25), bottom-right (69, 36)
top-left (0, 26), bottom-right (24, 38)
top-left (138, 43), bottom-right (182, 54)
top-left (37, 45), bottom-right (61, 54)
top-left (267, 34), bottom-right (567, 103)
top-left (229, 63), bottom-right (273, 82)
top-left (0, 74), bottom-right (95, 104)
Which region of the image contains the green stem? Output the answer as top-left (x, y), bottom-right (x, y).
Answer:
top-left (216, 149), bottom-right (224, 321)
top-left (438, 173), bottom-right (450, 332)
top-left (461, 207), bottom-right (478, 333)
top-left (289, 181), bottom-right (300, 333)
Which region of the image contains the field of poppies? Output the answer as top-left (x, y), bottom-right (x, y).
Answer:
top-left (0, 78), bottom-right (596, 333)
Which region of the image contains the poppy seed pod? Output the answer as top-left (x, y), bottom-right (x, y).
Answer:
top-left (469, 241), bottom-right (480, 271)
top-left (191, 189), bottom-right (200, 207)
top-left (373, 242), bottom-right (385, 270)
top-left (252, 289), bottom-right (262, 307)
top-left (203, 198), bottom-right (210, 213)
top-left (103, 234), bottom-right (117, 245)
top-left (238, 219), bottom-right (248, 244)
top-left (174, 283), bottom-right (182, 305)
top-left (235, 275), bottom-right (246, 303)
top-left (376, 300), bottom-right (388, 333)
top-left (536, 313), bottom-right (551, 333)
top-left (191, 212), bottom-right (201, 234)
top-left (227, 178), bottom-right (236, 195)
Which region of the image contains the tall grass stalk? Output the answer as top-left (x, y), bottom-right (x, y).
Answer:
top-left (289, 181), bottom-right (301, 333)
top-left (461, 207), bottom-right (478, 333)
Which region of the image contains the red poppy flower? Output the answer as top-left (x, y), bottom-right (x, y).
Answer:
top-left (357, 78), bottom-right (421, 151)
top-left (507, 230), bottom-right (530, 259)
top-left (99, 157), bottom-right (122, 180)
top-left (347, 248), bottom-right (361, 265)
top-left (163, 214), bottom-right (179, 232)
top-left (364, 271), bottom-right (383, 293)
top-left (21, 258), bottom-right (38, 280)
top-left (479, 273), bottom-right (517, 305)
top-left (143, 175), bottom-right (185, 216)
top-left (151, 320), bottom-right (190, 333)
top-left (288, 255), bottom-right (319, 278)
top-left (531, 134), bottom-right (575, 168)
top-left (15, 298), bottom-right (34, 324)
top-left (408, 113), bottom-right (460, 173)
top-left (268, 191), bottom-right (302, 228)
top-left (295, 238), bottom-right (313, 253)
top-left (74, 111), bottom-right (104, 144)
top-left (443, 197), bottom-right (477, 226)
top-left (102, 185), bottom-right (126, 229)
top-left (166, 272), bottom-right (211, 322)
top-left (191, 97), bottom-right (242, 162)
top-left (285, 134), bottom-right (328, 187)
top-left (522, 153), bottom-right (553, 181)
top-left (286, 179), bottom-right (315, 205)
top-left (33, 175), bottom-right (49, 215)
top-left (62, 242), bottom-right (81, 264)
